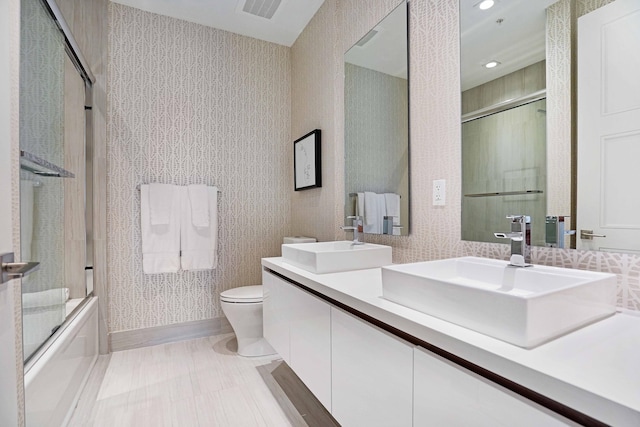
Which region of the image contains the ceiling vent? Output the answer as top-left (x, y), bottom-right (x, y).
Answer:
top-left (241, 0), bottom-right (282, 19)
top-left (356, 29), bottom-right (379, 47)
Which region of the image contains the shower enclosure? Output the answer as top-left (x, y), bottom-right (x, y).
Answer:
top-left (19, 0), bottom-right (94, 363)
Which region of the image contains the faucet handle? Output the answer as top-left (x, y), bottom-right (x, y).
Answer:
top-left (347, 215), bottom-right (362, 220)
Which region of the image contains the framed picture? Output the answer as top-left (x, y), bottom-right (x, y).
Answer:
top-left (294, 129), bottom-right (322, 191)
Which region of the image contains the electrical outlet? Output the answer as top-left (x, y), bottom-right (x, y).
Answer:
top-left (433, 179), bottom-right (446, 206)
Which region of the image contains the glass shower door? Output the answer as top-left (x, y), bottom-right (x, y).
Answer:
top-left (19, 0), bottom-right (84, 362)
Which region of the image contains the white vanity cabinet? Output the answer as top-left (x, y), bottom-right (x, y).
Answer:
top-left (288, 281), bottom-right (332, 410)
top-left (331, 307), bottom-right (414, 427)
top-left (413, 347), bottom-right (574, 426)
top-left (263, 271), bottom-right (291, 363)
top-left (262, 271), bottom-right (332, 409)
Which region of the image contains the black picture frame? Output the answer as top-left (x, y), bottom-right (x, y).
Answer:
top-left (294, 129), bottom-right (322, 191)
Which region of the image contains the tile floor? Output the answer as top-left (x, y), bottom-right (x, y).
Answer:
top-left (68, 334), bottom-right (306, 426)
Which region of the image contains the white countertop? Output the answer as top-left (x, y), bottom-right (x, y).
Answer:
top-left (262, 257), bottom-right (640, 426)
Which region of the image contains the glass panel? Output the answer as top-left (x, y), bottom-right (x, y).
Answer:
top-left (19, 0), bottom-right (69, 361)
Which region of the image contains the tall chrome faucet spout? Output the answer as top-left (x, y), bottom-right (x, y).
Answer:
top-left (494, 215), bottom-right (532, 267)
top-left (340, 215), bottom-right (365, 245)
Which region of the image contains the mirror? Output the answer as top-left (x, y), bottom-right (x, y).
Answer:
top-left (344, 1), bottom-right (410, 236)
top-left (460, 0), bottom-right (567, 247)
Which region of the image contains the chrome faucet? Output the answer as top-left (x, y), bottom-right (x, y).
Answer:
top-left (340, 215), bottom-right (365, 245)
top-left (494, 215), bottom-right (532, 267)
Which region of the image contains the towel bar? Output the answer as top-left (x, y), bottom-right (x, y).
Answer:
top-left (136, 184), bottom-right (221, 193)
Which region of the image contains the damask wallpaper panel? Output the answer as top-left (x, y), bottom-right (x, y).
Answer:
top-left (291, 0), bottom-right (639, 311)
top-left (107, 3), bottom-right (291, 332)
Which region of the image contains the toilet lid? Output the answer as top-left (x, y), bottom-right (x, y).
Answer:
top-left (220, 285), bottom-right (263, 303)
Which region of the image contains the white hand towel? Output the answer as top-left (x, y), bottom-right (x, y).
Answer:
top-left (181, 186), bottom-right (218, 271)
top-left (188, 184), bottom-right (209, 227)
top-left (384, 193), bottom-right (401, 235)
top-left (20, 180), bottom-right (35, 262)
top-left (363, 192), bottom-right (377, 233)
top-left (149, 183), bottom-right (174, 225)
top-left (141, 184), bottom-right (181, 274)
top-left (364, 192), bottom-right (378, 226)
top-left (376, 194), bottom-right (387, 234)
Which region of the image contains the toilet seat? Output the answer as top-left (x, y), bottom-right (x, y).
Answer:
top-left (220, 285), bottom-right (263, 303)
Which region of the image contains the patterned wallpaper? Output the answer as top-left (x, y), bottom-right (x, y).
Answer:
top-left (289, 0), bottom-right (339, 242)
top-left (578, 0), bottom-right (616, 16)
top-left (8, 0), bottom-right (25, 420)
top-left (546, 0), bottom-right (573, 229)
top-left (290, 0), bottom-right (639, 311)
top-left (107, 3), bottom-right (291, 332)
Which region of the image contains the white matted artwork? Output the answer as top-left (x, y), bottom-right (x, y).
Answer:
top-left (294, 129), bottom-right (322, 191)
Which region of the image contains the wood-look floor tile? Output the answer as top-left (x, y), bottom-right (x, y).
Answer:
top-left (68, 334), bottom-right (309, 426)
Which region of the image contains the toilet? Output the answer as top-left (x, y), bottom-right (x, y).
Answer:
top-left (220, 285), bottom-right (275, 357)
top-left (221, 236), bottom-right (316, 357)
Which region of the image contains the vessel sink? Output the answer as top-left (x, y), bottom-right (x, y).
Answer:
top-left (381, 257), bottom-right (616, 348)
top-left (281, 241), bottom-right (392, 274)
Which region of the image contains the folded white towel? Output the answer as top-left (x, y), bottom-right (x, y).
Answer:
top-left (149, 183), bottom-right (175, 226)
top-left (20, 180), bottom-right (35, 264)
top-left (384, 193), bottom-right (401, 235)
top-left (22, 287), bottom-right (69, 309)
top-left (376, 194), bottom-right (387, 234)
top-left (363, 192), bottom-right (387, 234)
top-left (188, 184), bottom-right (210, 227)
top-left (181, 186), bottom-right (218, 271)
top-left (364, 192), bottom-right (377, 226)
top-left (141, 184), bottom-right (181, 274)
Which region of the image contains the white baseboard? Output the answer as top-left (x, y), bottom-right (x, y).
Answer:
top-left (109, 317), bottom-right (233, 352)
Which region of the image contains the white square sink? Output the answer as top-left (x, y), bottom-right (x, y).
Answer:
top-left (281, 241), bottom-right (392, 274)
top-left (381, 257), bottom-right (617, 348)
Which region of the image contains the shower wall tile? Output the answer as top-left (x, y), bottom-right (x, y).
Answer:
top-left (291, 0), bottom-right (639, 311)
top-left (107, 4), bottom-right (291, 332)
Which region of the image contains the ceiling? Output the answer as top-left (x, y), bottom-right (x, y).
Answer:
top-left (344, 3), bottom-right (407, 79)
top-left (460, 0), bottom-right (559, 91)
top-left (110, 0), bottom-right (325, 47)
top-left (112, 0), bottom-right (559, 90)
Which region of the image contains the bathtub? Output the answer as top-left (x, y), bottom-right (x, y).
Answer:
top-left (24, 297), bottom-right (98, 426)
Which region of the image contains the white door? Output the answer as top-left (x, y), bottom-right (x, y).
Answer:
top-left (577, 0), bottom-right (640, 252)
top-left (0, 0), bottom-right (20, 423)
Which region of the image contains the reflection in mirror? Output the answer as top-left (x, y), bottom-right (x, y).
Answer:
top-left (344, 1), bottom-right (409, 236)
top-left (460, 0), bottom-right (561, 247)
top-left (576, 0), bottom-right (640, 254)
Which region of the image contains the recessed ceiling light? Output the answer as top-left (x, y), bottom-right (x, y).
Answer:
top-left (484, 60), bottom-right (500, 68)
top-left (479, 0), bottom-right (495, 10)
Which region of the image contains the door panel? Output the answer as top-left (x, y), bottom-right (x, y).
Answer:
top-left (577, 0), bottom-right (640, 252)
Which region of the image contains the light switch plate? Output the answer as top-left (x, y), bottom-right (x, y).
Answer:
top-left (433, 179), bottom-right (445, 206)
